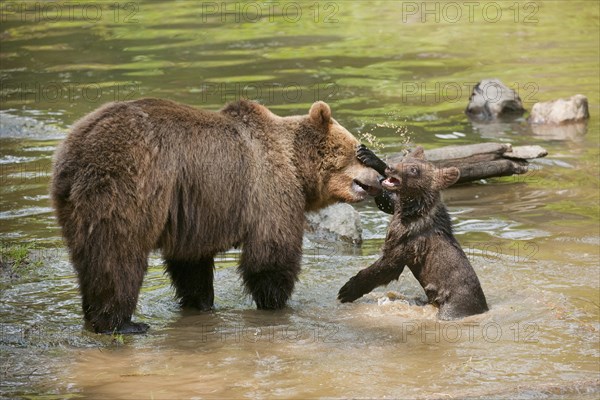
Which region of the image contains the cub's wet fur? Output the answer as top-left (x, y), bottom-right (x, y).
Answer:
top-left (338, 145), bottom-right (488, 320)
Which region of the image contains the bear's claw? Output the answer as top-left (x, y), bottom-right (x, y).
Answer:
top-left (356, 145), bottom-right (388, 177)
top-left (338, 276), bottom-right (363, 303)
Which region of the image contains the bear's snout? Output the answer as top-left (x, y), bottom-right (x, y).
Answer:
top-left (353, 178), bottom-right (382, 197)
top-left (353, 168), bottom-right (382, 197)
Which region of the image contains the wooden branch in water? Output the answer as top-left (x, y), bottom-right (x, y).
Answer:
top-left (445, 159), bottom-right (529, 183)
top-left (424, 143), bottom-right (510, 162)
top-left (387, 143), bottom-right (547, 184)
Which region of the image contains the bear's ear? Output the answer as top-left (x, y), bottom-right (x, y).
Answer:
top-left (309, 101), bottom-right (332, 126)
top-left (408, 146), bottom-right (426, 160)
top-left (436, 167), bottom-right (460, 190)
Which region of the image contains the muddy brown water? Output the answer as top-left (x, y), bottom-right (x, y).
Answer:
top-left (1, 1), bottom-right (598, 399)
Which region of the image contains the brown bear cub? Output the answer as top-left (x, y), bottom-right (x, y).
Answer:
top-left (338, 145), bottom-right (488, 320)
top-left (51, 99), bottom-right (382, 334)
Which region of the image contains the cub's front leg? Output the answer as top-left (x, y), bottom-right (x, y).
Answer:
top-left (356, 144), bottom-right (388, 176)
top-left (356, 145), bottom-right (395, 215)
top-left (338, 257), bottom-right (405, 303)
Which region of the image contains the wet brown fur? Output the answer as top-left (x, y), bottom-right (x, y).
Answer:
top-left (51, 98), bottom-right (380, 333)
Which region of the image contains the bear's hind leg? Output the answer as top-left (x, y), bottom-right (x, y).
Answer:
top-left (74, 248), bottom-right (149, 334)
top-left (165, 257), bottom-right (215, 311)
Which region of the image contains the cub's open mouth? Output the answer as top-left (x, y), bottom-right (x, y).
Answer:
top-left (352, 179), bottom-right (382, 197)
top-left (381, 177), bottom-right (401, 190)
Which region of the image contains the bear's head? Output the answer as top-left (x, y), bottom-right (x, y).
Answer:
top-left (301, 101), bottom-right (382, 211)
top-left (381, 146), bottom-right (460, 196)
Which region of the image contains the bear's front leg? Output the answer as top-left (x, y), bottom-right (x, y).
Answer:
top-left (241, 268), bottom-right (299, 309)
top-left (338, 257), bottom-right (404, 303)
top-left (239, 236), bottom-right (302, 310)
top-left (165, 257), bottom-right (215, 311)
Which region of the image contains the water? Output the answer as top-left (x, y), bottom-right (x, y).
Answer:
top-left (1, 1), bottom-right (599, 398)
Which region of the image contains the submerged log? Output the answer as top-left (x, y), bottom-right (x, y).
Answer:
top-left (387, 142), bottom-right (547, 184)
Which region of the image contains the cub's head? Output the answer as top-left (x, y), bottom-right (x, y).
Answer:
top-left (382, 147), bottom-right (460, 196)
top-left (302, 101), bottom-right (382, 211)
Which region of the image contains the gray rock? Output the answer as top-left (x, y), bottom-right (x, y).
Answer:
top-left (504, 145), bottom-right (548, 160)
top-left (465, 79), bottom-right (525, 121)
top-left (528, 94), bottom-right (590, 124)
top-left (305, 204), bottom-right (362, 245)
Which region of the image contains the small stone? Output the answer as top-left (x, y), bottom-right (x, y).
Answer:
top-left (528, 94), bottom-right (590, 124)
top-left (504, 145), bottom-right (548, 160)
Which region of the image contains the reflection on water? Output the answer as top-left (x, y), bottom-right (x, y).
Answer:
top-left (1, 0), bottom-right (599, 398)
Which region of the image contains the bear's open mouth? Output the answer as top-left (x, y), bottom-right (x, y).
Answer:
top-left (381, 177), bottom-right (401, 189)
top-left (353, 179), bottom-right (381, 197)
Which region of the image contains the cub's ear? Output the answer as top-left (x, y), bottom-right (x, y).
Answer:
top-left (436, 167), bottom-right (460, 189)
top-left (309, 101), bottom-right (332, 126)
top-left (406, 146), bottom-right (425, 160)
top-left (409, 146), bottom-right (426, 160)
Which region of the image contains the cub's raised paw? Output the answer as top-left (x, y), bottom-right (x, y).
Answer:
top-left (356, 144), bottom-right (377, 164)
top-left (356, 145), bottom-right (387, 176)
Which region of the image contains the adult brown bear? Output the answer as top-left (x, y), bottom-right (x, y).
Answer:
top-left (51, 98), bottom-right (381, 334)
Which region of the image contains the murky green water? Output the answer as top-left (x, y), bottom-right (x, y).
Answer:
top-left (1, 1), bottom-right (599, 398)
